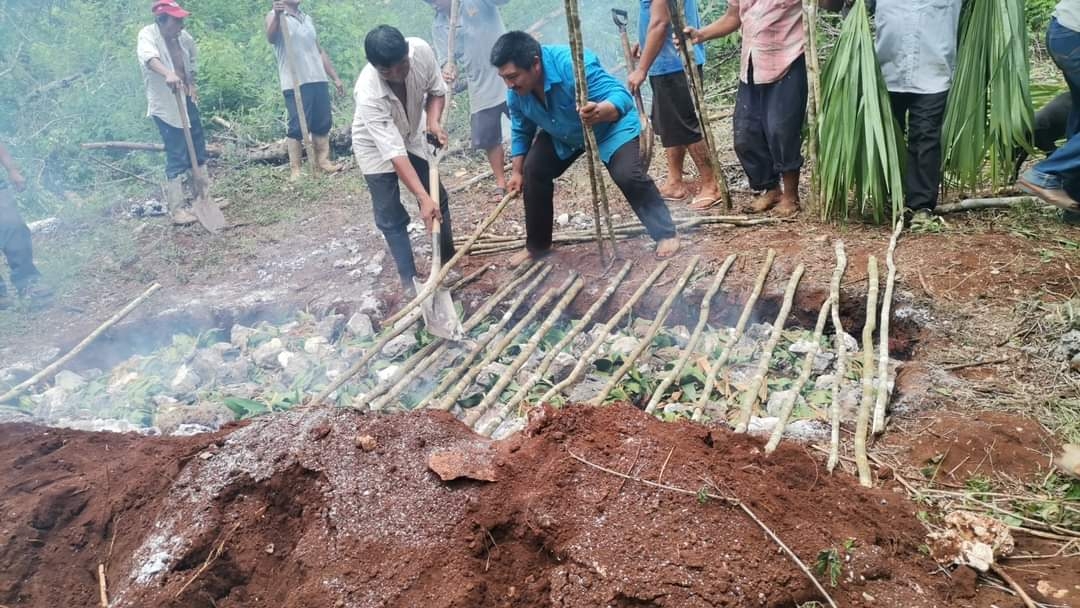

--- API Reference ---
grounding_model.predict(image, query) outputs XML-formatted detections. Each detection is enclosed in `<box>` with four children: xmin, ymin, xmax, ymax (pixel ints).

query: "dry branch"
<box><xmin>872</xmin><ymin>220</ymin><xmax>902</xmax><ymax>435</ymax></box>
<box><xmin>437</xmin><ymin>274</ymin><xmax>576</xmax><ymax>412</ymax></box>
<box><xmin>540</xmin><ymin>262</ymin><xmax>671</xmax><ymax>404</ymax></box>
<box><xmin>591</xmin><ymin>256</ymin><xmax>701</xmax><ymax>406</ymax></box>
<box><xmin>937</xmin><ymin>196</ymin><xmax>1037</xmax><ymax>213</ymax></box>
<box><xmin>802</xmin><ymin>0</ymin><xmax>822</xmax><ymax>212</ymax></box>
<box><xmin>734</xmin><ymin>265</ymin><xmax>805</xmax><ymax>434</ymax></box>
<box><xmin>469</xmin><ymin>277</ymin><xmax>585</xmax><ymax>430</ymax></box>
<box><xmin>692</xmin><ymin>250</ymin><xmax>777</xmax><ymax>422</ymax></box>
<box><xmin>417</xmin><ymin>266</ymin><xmax>552</xmax><ymax>410</ymax></box>
<box><xmin>498</xmin><ymin>261</ymin><xmax>634</xmax><ymax>422</ymax></box>
<box><xmin>827</xmin><ymin>241</ymin><xmax>848</xmax><ymax>473</ymax></box>
<box><xmin>989</xmin><ymin>564</ymin><xmax>1038</xmax><ymax>608</ymax></box>
<box><xmin>765</xmin><ymin>296</ymin><xmax>832</xmax><ymax>454</ymax></box>
<box><xmin>645</xmin><ymin>254</ymin><xmax>737</xmax><ymax>414</ymax></box>
<box><xmin>97</xmin><ymin>564</ymin><xmax>108</xmax><ymax>608</ymax></box>
<box><xmin>854</xmin><ymin>256</ymin><xmax>879</xmax><ymax>487</ymax></box>
<box><xmin>0</xmin><ymin>283</ymin><xmax>162</xmax><ymax>404</ymax></box>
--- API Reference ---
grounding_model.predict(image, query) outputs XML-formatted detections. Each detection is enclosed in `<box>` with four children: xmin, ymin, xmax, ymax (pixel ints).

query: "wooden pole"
<box><xmin>872</xmin><ymin>220</ymin><xmax>902</xmax><ymax>435</ymax></box>
<box><xmin>826</xmin><ymin>241</ymin><xmax>848</xmax><ymax>473</ymax></box>
<box><xmin>278</xmin><ymin>12</ymin><xmax>319</xmax><ymax>177</ymax></box>
<box><xmin>0</xmin><ymin>284</ymin><xmax>162</xmax><ymax>404</ymax></box>
<box><xmin>802</xmin><ymin>0</ymin><xmax>822</xmax><ymax>212</ymax></box>
<box><xmin>765</xmin><ymin>296</ymin><xmax>832</xmax><ymax>454</ymax></box>
<box><xmin>855</xmin><ymin>256</ymin><xmax>879</xmax><ymax>487</ymax></box>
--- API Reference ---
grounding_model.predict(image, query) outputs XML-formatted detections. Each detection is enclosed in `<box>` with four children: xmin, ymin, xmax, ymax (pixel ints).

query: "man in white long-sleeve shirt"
<box><xmin>351</xmin><ymin>25</ymin><xmax>455</xmax><ymax>294</ymax></box>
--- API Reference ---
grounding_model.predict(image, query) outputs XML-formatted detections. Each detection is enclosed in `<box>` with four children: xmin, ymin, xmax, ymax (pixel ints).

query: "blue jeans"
<box><xmin>1028</xmin><ymin>19</ymin><xmax>1080</xmax><ymax>188</ymax></box>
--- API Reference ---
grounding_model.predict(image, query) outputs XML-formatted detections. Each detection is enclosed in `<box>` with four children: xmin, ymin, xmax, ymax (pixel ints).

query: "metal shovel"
<box><xmin>413</xmin><ymin>142</ymin><xmax>465</xmax><ymax>341</ymax></box>
<box><xmin>612</xmin><ymin>8</ymin><xmax>654</xmax><ymax>166</ymax></box>
<box><xmin>174</xmin><ymin>89</ymin><xmax>225</xmax><ymax>234</ymax></box>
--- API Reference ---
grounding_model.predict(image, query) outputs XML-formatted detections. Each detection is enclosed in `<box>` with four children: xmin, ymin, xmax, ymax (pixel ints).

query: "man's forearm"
<box><xmin>698</xmin><ymin>13</ymin><xmax>740</xmax><ymax>41</ymax></box>
<box><xmin>638</xmin><ymin>1</ymin><xmax>673</xmax><ymax>75</ymax></box>
<box><xmin>147</xmin><ymin>57</ymin><xmax>173</xmax><ymax>79</ymax></box>
<box><xmin>321</xmin><ymin>50</ymin><xmax>340</xmax><ymax>82</ymax></box>
<box><xmin>425</xmin><ymin>94</ymin><xmax>447</xmax><ymax>128</ymax></box>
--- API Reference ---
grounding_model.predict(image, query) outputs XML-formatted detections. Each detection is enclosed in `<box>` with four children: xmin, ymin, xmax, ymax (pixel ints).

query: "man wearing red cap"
<box><xmin>137</xmin><ymin>0</ymin><xmax>208</xmax><ymax>226</ymax></box>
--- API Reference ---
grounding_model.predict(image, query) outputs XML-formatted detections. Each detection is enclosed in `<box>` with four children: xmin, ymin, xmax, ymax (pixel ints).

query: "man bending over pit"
<box><xmin>490</xmin><ymin>31</ymin><xmax>680</xmax><ymax>267</ymax></box>
<box><xmin>351</xmin><ymin>25</ymin><xmax>455</xmax><ymax>295</ymax></box>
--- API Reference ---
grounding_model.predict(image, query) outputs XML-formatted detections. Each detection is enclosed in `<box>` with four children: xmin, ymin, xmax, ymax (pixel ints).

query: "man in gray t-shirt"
<box><xmin>426</xmin><ymin>0</ymin><xmax>510</xmax><ymax>201</ymax></box>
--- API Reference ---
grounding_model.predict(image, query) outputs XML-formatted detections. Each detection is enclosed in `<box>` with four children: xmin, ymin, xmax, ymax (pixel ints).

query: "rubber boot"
<box><xmin>314</xmin><ymin>135</ymin><xmax>342</xmax><ymax>173</ymax></box>
<box><xmin>164</xmin><ymin>178</ymin><xmax>196</xmax><ymax>226</ymax></box>
<box><xmin>287</xmin><ymin>138</ymin><xmax>304</xmax><ymax>182</ymax></box>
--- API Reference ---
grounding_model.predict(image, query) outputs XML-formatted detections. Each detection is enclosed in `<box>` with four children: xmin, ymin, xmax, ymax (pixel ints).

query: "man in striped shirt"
<box><xmin>687</xmin><ymin>0</ymin><xmax>807</xmax><ymax>217</ymax></box>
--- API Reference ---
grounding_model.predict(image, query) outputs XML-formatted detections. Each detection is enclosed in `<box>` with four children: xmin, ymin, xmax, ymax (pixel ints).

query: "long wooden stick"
<box><xmin>419</xmin><ymin>266</ymin><xmax>552</xmax><ymax>409</ymax></box>
<box><xmin>436</xmin><ymin>274</ymin><xmax>576</xmax><ymax>412</ymax></box>
<box><xmin>872</xmin><ymin>220</ymin><xmax>902</xmax><ymax>435</ymax></box>
<box><xmin>937</xmin><ymin>196</ymin><xmax>1037</xmax><ymax>214</ymax></box>
<box><xmin>384</xmin><ymin>192</ymin><xmax>515</xmax><ymax>328</ymax></box>
<box><xmin>540</xmin><ymin>262</ymin><xmax>671</xmax><ymax>403</ymax></box>
<box><xmin>365</xmin><ymin>263</ymin><xmax>539</xmax><ymax>410</ymax></box>
<box><xmin>500</xmin><ymin>261</ymin><xmax>633</xmax><ymax>419</ymax></box>
<box><xmin>734</xmin><ymin>265</ymin><xmax>805</xmax><ymax>433</ymax></box>
<box><xmin>692</xmin><ymin>250</ymin><xmax>776</xmax><ymax>422</ymax></box>
<box><xmin>765</xmin><ymin>296</ymin><xmax>832</xmax><ymax>454</ymax></box>
<box><xmin>645</xmin><ymin>255</ymin><xmax>737</xmax><ymax>414</ymax></box>
<box><xmin>564</xmin><ymin>0</ymin><xmax>617</xmax><ymax>263</ymax></box>
<box><xmin>855</xmin><ymin>256</ymin><xmax>879</xmax><ymax>487</ymax></box>
<box><xmin>279</xmin><ymin>13</ymin><xmax>318</xmax><ymax>176</ymax></box>
<box><xmin>567</xmin><ymin>450</ymin><xmax>839</xmax><ymax>608</ymax></box>
<box><xmin>802</xmin><ymin>0</ymin><xmax>821</xmax><ymax>212</ymax></box>
<box><xmin>591</xmin><ymin>256</ymin><xmax>701</xmax><ymax>406</ymax></box>
<box><xmin>468</xmin><ymin>277</ymin><xmax>585</xmax><ymax>429</ymax></box>
<box><xmin>826</xmin><ymin>241</ymin><xmax>848</xmax><ymax>473</ymax></box>
<box><xmin>990</xmin><ymin>564</ymin><xmax>1038</xmax><ymax>608</ymax></box>
<box><xmin>97</xmin><ymin>564</ymin><xmax>108</xmax><ymax>608</ymax></box>
<box><xmin>669</xmin><ymin>0</ymin><xmax>731</xmax><ymax>209</ymax></box>
<box><xmin>0</xmin><ymin>283</ymin><xmax>162</xmax><ymax>404</ymax></box>
<box><xmin>457</xmin><ymin>215</ymin><xmax>778</xmax><ymax>245</ymax></box>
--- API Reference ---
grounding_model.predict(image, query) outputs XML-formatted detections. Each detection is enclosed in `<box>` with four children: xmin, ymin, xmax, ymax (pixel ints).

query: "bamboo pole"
<box><xmin>365</xmin><ymin>263</ymin><xmax>539</xmax><ymax>410</ymax></box>
<box><xmin>467</xmin><ymin>277</ymin><xmax>585</xmax><ymax>430</ymax></box>
<box><xmin>499</xmin><ymin>261</ymin><xmax>634</xmax><ymax>421</ymax></box>
<box><xmin>564</xmin><ymin>0</ymin><xmax>617</xmax><ymax>263</ymax></box>
<box><xmin>872</xmin><ymin>220</ymin><xmax>902</xmax><ymax>435</ymax></box>
<box><xmin>802</xmin><ymin>0</ymin><xmax>821</xmax><ymax>212</ymax></box>
<box><xmin>540</xmin><ymin>262</ymin><xmax>671</xmax><ymax>404</ymax></box>
<box><xmin>645</xmin><ymin>254</ymin><xmax>737</xmax><ymax>414</ymax></box>
<box><xmin>826</xmin><ymin>241</ymin><xmax>848</xmax><ymax>473</ymax></box>
<box><xmin>456</xmin><ymin>215</ymin><xmax>775</xmax><ymax>245</ymax></box>
<box><xmin>691</xmin><ymin>250</ymin><xmax>776</xmax><ymax>422</ymax></box>
<box><xmin>765</xmin><ymin>296</ymin><xmax>832</xmax><ymax>454</ymax></box>
<box><xmin>591</xmin><ymin>256</ymin><xmax>701</xmax><ymax>406</ymax></box>
<box><xmin>855</xmin><ymin>256</ymin><xmax>879</xmax><ymax>487</ymax></box>
<box><xmin>419</xmin><ymin>266</ymin><xmax>553</xmax><ymax>410</ymax></box>
<box><xmin>669</xmin><ymin>0</ymin><xmax>732</xmax><ymax>209</ymax></box>
<box><xmin>278</xmin><ymin>14</ymin><xmax>319</xmax><ymax>177</ymax></box>
<box><xmin>383</xmin><ymin>192</ymin><xmax>515</xmax><ymax>328</ymax></box>
<box><xmin>733</xmin><ymin>265</ymin><xmax>805</xmax><ymax>433</ymax></box>
<box><xmin>435</xmin><ymin>274</ymin><xmax>577</xmax><ymax>412</ymax></box>
<box><xmin>0</xmin><ymin>283</ymin><xmax>162</xmax><ymax>404</ymax></box>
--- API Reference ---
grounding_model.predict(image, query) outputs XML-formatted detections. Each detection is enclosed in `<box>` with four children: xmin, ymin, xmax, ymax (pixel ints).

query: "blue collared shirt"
<box><xmin>507</xmin><ymin>45</ymin><xmax>639</xmax><ymax>163</ymax></box>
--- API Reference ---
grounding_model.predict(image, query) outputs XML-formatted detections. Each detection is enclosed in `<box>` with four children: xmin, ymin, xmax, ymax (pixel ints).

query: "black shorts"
<box><xmin>471</xmin><ymin>102</ymin><xmax>509</xmax><ymax>150</ymax></box>
<box><xmin>650</xmin><ymin>66</ymin><xmax>704</xmax><ymax>149</ymax></box>
<box><xmin>284</xmin><ymin>81</ymin><xmax>333</xmax><ymax>140</ymax></box>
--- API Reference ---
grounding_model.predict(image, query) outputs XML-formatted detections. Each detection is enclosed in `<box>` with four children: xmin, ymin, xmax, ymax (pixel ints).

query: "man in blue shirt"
<box><xmin>628</xmin><ymin>0</ymin><xmax>723</xmax><ymax>209</ymax></box>
<box><xmin>490</xmin><ymin>31</ymin><xmax>679</xmax><ymax>266</ymax></box>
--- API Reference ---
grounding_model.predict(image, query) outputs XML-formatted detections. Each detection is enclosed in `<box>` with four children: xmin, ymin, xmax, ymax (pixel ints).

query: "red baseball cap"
<box><xmin>152</xmin><ymin>0</ymin><xmax>190</xmax><ymax>18</ymax></box>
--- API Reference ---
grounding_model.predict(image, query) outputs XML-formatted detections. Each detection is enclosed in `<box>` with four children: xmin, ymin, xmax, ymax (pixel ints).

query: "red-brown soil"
<box><xmin>0</xmin><ymin>404</ymin><xmax>1040</xmax><ymax>608</ymax></box>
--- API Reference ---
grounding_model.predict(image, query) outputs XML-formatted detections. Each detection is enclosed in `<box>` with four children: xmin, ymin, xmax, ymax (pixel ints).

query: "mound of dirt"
<box><xmin>1</xmin><ymin>405</ymin><xmax>1014</xmax><ymax>607</ymax></box>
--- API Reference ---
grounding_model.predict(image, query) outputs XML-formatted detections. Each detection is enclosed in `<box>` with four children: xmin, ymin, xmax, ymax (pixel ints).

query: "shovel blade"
<box><xmin>413</xmin><ymin>278</ymin><xmax>465</xmax><ymax>341</ymax></box>
<box><xmin>191</xmin><ymin>195</ymin><xmax>226</xmax><ymax>234</ymax></box>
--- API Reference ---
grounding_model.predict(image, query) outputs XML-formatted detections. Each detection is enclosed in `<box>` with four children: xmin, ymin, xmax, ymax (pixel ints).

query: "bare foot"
<box><xmin>655</xmin><ymin>237</ymin><xmax>680</xmax><ymax>259</ymax></box>
<box><xmin>748</xmin><ymin>190</ymin><xmax>781</xmax><ymax>213</ymax></box>
<box><xmin>659</xmin><ymin>182</ymin><xmax>689</xmax><ymax>201</ymax></box>
<box><xmin>509</xmin><ymin>247</ymin><xmax>550</xmax><ymax>268</ymax></box>
<box><xmin>774</xmin><ymin>196</ymin><xmax>800</xmax><ymax>218</ymax></box>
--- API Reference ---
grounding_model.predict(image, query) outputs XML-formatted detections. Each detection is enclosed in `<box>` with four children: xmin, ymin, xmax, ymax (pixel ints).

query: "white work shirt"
<box><xmin>1057</xmin><ymin>0</ymin><xmax>1080</xmax><ymax>32</ymax></box>
<box><xmin>136</xmin><ymin>24</ymin><xmax>197</xmax><ymax>129</ymax></box>
<box><xmin>351</xmin><ymin>38</ymin><xmax>449</xmax><ymax>176</ymax></box>
<box><xmin>269</xmin><ymin>10</ymin><xmax>329</xmax><ymax>91</ymax></box>
<box><xmin>873</xmin><ymin>0</ymin><xmax>962</xmax><ymax>95</ymax></box>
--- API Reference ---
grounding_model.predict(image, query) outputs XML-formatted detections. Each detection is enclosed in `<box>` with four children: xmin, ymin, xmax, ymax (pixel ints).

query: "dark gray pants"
<box><xmin>0</xmin><ymin>187</ymin><xmax>40</xmax><ymax>295</ymax></box>
<box><xmin>522</xmin><ymin>132</ymin><xmax>676</xmax><ymax>254</ymax></box>
<box><xmin>153</xmin><ymin>95</ymin><xmax>208</xmax><ymax>180</ymax></box>
<box><xmin>364</xmin><ymin>153</ymin><xmax>455</xmax><ymax>287</ymax></box>
<box><xmin>890</xmin><ymin>90</ymin><xmax>949</xmax><ymax>212</ymax></box>
<box><xmin>733</xmin><ymin>55</ymin><xmax>807</xmax><ymax>192</ymax></box>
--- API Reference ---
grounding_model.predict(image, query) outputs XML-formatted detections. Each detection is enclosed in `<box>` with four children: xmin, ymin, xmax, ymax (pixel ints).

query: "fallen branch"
<box><xmin>943</xmin><ymin>356</ymin><xmax>1012</xmax><ymax>372</ymax></box>
<box><xmin>81</xmin><ymin>141</ymin><xmax>167</xmax><ymax>152</ymax></box>
<box><xmin>449</xmin><ymin>264</ymin><xmax>490</xmax><ymax>291</ymax></box>
<box><xmin>765</xmin><ymin>295</ymin><xmax>832</xmax><ymax>454</ymax></box>
<box><xmin>469</xmin><ymin>276</ymin><xmax>585</xmax><ymax>430</ymax></box>
<box><xmin>174</xmin><ymin>521</ymin><xmax>242</xmax><ymax>599</ymax></box>
<box><xmin>0</xmin><ymin>283</ymin><xmax>162</xmax><ymax>404</ymax></box>
<box><xmin>568</xmin><ymin>450</ymin><xmax>838</xmax><ymax>608</ymax></box>
<box><xmin>855</xmin><ymin>256</ymin><xmax>879</xmax><ymax>487</ymax></box>
<box><xmin>989</xmin><ymin>564</ymin><xmax>1038</xmax><ymax>608</ymax></box>
<box><xmin>97</xmin><ymin>564</ymin><xmax>108</xmax><ymax>608</ymax></box>
<box><xmin>645</xmin><ymin>254</ymin><xmax>737</xmax><ymax>414</ymax></box>
<box><xmin>540</xmin><ymin>262</ymin><xmax>671</xmax><ymax>404</ymax></box>
<box><xmin>873</xmin><ymin>219</ymin><xmax>902</xmax><ymax>435</ymax></box>
<box><xmin>734</xmin><ymin>265</ymin><xmax>805</xmax><ymax>433</ymax></box>
<box><xmin>591</xmin><ymin>256</ymin><xmax>701</xmax><ymax>406</ymax></box>
<box><xmin>937</xmin><ymin>196</ymin><xmax>1037</xmax><ymax>214</ymax></box>
<box><xmin>827</xmin><ymin>242</ymin><xmax>848</xmax><ymax>473</ymax></box>
<box><xmin>692</xmin><ymin>250</ymin><xmax>777</xmax><ymax>422</ymax></box>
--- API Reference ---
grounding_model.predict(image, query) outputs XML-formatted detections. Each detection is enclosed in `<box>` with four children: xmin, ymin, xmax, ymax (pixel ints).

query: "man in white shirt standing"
<box><xmin>136</xmin><ymin>0</ymin><xmax>205</xmax><ymax>226</ymax></box>
<box><xmin>352</xmin><ymin>25</ymin><xmax>455</xmax><ymax>294</ymax></box>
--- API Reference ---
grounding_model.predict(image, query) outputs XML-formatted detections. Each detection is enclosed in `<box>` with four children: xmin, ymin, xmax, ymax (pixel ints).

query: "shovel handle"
<box><xmin>429</xmin><ymin>150</ymin><xmax>444</xmax><ymax>274</ymax></box>
<box><xmin>173</xmin><ymin>89</ymin><xmax>202</xmax><ymax>176</ymax></box>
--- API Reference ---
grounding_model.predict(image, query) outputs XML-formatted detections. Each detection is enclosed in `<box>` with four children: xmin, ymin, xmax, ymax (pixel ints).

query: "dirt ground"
<box><xmin>2</xmin><ymin>403</ymin><xmax>1065</xmax><ymax>608</ymax></box>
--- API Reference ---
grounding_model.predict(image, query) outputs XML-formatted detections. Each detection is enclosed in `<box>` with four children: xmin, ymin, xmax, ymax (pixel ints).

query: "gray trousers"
<box><xmin>0</xmin><ymin>187</ymin><xmax>39</xmax><ymax>295</ymax></box>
